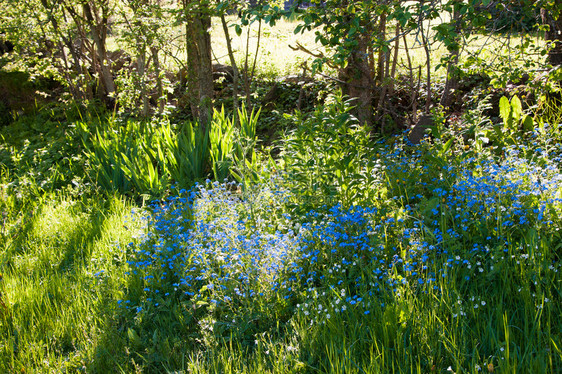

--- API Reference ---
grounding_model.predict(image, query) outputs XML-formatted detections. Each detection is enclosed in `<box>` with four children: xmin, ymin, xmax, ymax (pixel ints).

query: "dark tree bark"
<box><xmin>221</xmin><ymin>14</ymin><xmax>240</xmax><ymax>124</ymax></box>
<box><xmin>343</xmin><ymin>33</ymin><xmax>373</xmax><ymax>126</ymax></box>
<box><xmin>338</xmin><ymin>27</ymin><xmax>373</xmax><ymax>125</ymax></box>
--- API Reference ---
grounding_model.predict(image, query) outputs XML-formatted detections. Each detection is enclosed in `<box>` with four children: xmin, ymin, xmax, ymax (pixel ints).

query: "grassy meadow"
<box><xmin>1</xmin><ymin>15</ymin><xmax>562</xmax><ymax>374</ymax></box>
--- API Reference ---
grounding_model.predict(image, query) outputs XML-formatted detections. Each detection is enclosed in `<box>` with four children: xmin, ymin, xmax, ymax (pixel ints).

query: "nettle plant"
<box><xmin>281</xmin><ymin>94</ymin><xmax>379</xmax><ymax>210</ymax></box>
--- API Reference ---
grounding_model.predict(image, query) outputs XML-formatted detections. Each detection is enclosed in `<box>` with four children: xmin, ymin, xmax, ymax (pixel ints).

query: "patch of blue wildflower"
<box><xmin>119</xmin><ymin>179</ymin><xmax>302</xmax><ymax>340</ymax></box>
<box><xmin>288</xmin><ymin>141</ymin><xmax>562</xmax><ymax>324</ymax></box>
<box><xmin>119</xmin><ymin>136</ymin><xmax>562</xmax><ymax>335</ymax></box>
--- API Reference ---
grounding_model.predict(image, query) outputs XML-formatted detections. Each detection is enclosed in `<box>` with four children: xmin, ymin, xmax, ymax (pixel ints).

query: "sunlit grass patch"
<box><xmin>0</xmin><ymin>193</ymin><xmax>142</xmax><ymax>372</ymax></box>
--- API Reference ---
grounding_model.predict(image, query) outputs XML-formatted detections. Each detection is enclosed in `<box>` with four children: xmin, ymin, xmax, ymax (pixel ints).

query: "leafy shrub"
<box><xmin>209</xmin><ymin>106</ymin><xmax>236</xmax><ymax>183</ymax></box>
<box><xmin>0</xmin><ymin>114</ymin><xmax>88</xmax><ymax>198</ymax></box>
<box><xmin>160</xmin><ymin>120</ymin><xmax>210</xmax><ymax>187</ymax></box>
<box><xmin>280</xmin><ymin>94</ymin><xmax>378</xmax><ymax>210</ymax></box>
<box><xmin>209</xmin><ymin>104</ymin><xmax>264</xmax><ymax>185</ymax></box>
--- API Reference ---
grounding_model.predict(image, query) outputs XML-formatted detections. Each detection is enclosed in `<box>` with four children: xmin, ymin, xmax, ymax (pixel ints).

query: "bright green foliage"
<box><xmin>2</xmin><ymin>98</ymin><xmax>562</xmax><ymax>372</ymax></box>
<box><xmin>79</xmin><ymin>116</ymin><xmax>212</xmax><ymax>196</ymax></box>
<box><xmin>161</xmin><ymin>120</ymin><xmax>210</xmax><ymax>186</ymax></box>
<box><xmin>499</xmin><ymin>95</ymin><xmax>534</xmax><ymax>134</ymax></box>
<box><xmin>475</xmin><ymin>95</ymin><xmax>536</xmax><ymax>151</ymax></box>
<box><xmin>0</xmin><ymin>188</ymin><xmax>141</xmax><ymax>373</ymax></box>
<box><xmin>0</xmin><ymin>109</ymin><xmax>89</xmax><ymax>197</ymax></box>
<box><xmin>78</xmin><ymin>119</ymin><xmax>169</xmax><ymax>196</ymax></box>
<box><xmin>281</xmin><ymin>94</ymin><xmax>378</xmax><ymax>209</ymax></box>
<box><xmin>209</xmin><ymin>106</ymin><xmax>236</xmax><ymax>182</ymax></box>
<box><xmin>231</xmin><ymin>105</ymin><xmax>263</xmax><ymax>186</ymax></box>
<box><xmin>209</xmin><ymin>104</ymin><xmax>265</xmax><ymax>185</ymax></box>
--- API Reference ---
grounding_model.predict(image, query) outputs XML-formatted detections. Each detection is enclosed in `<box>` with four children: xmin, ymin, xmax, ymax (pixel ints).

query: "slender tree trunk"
<box><xmin>346</xmin><ymin>33</ymin><xmax>373</xmax><ymax>126</ymax></box>
<box><xmin>183</xmin><ymin>1</ymin><xmax>214</xmax><ymax>128</ymax></box>
<box><xmin>151</xmin><ymin>46</ymin><xmax>165</xmax><ymax>114</ymax></box>
<box><xmin>221</xmin><ymin>14</ymin><xmax>240</xmax><ymax>124</ymax></box>
<box><xmin>440</xmin><ymin>8</ymin><xmax>461</xmax><ymax>108</ymax></box>
<box><xmin>389</xmin><ymin>24</ymin><xmax>400</xmax><ymax>95</ymax></box>
<box><xmin>243</xmin><ymin>24</ymin><xmax>252</xmax><ymax>109</ymax></box>
<box><xmin>185</xmin><ymin>18</ymin><xmax>200</xmax><ymax>120</ymax></box>
<box><xmin>376</xmin><ymin>12</ymin><xmax>387</xmax><ymax>85</ymax></box>
<box><xmin>137</xmin><ymin>51</ymin><xmax>150</xmax><ymax>117</ymax></box>
<box><xmin>195</xmin><ymin>15</ymin><xmax>214</xmax><ymax>128</ymax></box>
<box><xmin>39</xmin><ymin>0</ymin><xmax>80</xmax><ymax>101</ymax></box>
<box><xmin>440</xmin><ymin>49</ymin><xmax>459</xmax><ymax>108</ymax></box>
<box><xmin>419</xmin><ymin>17</ymin><xmax>432</xmax><ymax>113</ymax></box>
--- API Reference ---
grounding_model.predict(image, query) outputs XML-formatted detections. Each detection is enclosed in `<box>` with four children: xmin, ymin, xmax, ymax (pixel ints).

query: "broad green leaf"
<box><xmin>510</xmin><ymin>95</ymin><xmax>522</xmax><ymax>122</ymax></box>
<box><xmin>499</xmin><ymin>96</ymin><xmax>510</xmax><ymax>125</ymax></box>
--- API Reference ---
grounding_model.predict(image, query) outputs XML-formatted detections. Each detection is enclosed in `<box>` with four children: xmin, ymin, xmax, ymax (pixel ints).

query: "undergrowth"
<box><xmin>1</xmin><ymin>94</ymin><xmax>562</xmax><ymax>373</ymax></box>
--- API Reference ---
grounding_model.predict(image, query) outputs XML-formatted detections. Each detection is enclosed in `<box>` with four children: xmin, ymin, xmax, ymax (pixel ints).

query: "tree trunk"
<box><xmin>151</xmin><ymin>46</ymin><xmax>165</xmax><ymax>114</ymax></box>
<box><xmin>184</xmin><ymin>2</ymin><xmax>214</xmax><ymax>129</ymax></box>
<box><xmin>196</xmin><ymin>15</ymin><xmax>214</xmax><ymax>128</ymax></box>
<box><xmin>440</xmin><ymin>8</ymin><xmax>461</xmax><ymax>108</ymax></box>
<box><xmin>343</xmin><ymin>33</ymin><xmax>373</xmax><ymax>126</ymax></box>
<box><xmin>221</xmin><ymin>14</ymin><xmax>240</xmax><ymax>124</ymax></box>
<box><xmin>83</xmin><ymin>1</ymin><xmax>116</xmax><ymax>106</ymax></box>
<box><xmin>542</xmin><ymin>5</ymin><xmax>562</xmax><ymax>66</ymax></box>
<box><xmin>137</xmin><ymin>51</ymin><xmax>150</xmax><ymax>117</ymax></box>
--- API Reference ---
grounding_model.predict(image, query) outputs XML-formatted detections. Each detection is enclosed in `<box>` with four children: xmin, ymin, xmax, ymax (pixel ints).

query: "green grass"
<box><xmin>0</xmin><ymin>189</ymin><xmax>143</xmax><ymax>372</ymax></box>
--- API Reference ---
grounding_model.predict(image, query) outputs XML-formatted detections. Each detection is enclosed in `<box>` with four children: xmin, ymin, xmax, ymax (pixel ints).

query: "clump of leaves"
<box><xmin>280</xmin><ymin>93</ymin><xmax>379</xmax><ymax>210</ymax></box>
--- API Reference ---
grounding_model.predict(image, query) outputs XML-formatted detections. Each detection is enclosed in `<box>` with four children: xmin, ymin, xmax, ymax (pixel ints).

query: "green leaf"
<box><xmin>510</xmin><ymin>95</ymin><xmax>522</xmax><ymax>123</ymax></box>
<box><xmin>522</xmin><ymin>115</ymin><xmax>534</xmax><ymax>132</ymax></box>
<box><xmin>499</xmin><ymin>96</ymin><xmax>510</xmax><ymax>125</ymax></box>
<box><xmin>441</xmin><ymin>138</ymin><xmax>454</xmax><ymax>155</ymax></box>
<box><xmin>128</xmin><ymin>328</ymin><xmax>142</xmax><ymax>346</ymax></box>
